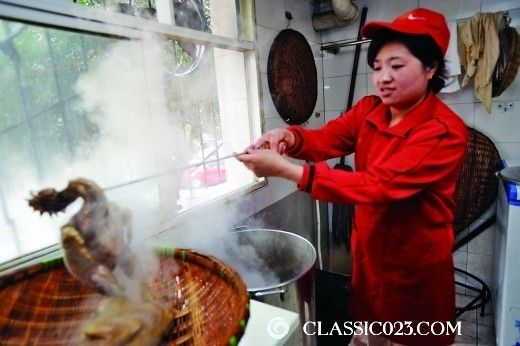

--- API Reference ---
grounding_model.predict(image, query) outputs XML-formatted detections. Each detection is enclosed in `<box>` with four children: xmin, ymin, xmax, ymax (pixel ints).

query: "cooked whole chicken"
<box><xmin>81</xmin><ymin>296</ymin><xmax>176</xmax><ymax>346</ymax></box>
<box><xmin>28</xmin><ymin>178</ymin><xmax>136</xmax><ymax>296</ymax></box>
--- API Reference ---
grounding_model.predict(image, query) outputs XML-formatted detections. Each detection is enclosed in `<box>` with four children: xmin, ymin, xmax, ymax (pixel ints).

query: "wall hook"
<box><xmin>285</xmin><ymin>11</ymin><xmax>293</xmax><ymax>28</ymax></box>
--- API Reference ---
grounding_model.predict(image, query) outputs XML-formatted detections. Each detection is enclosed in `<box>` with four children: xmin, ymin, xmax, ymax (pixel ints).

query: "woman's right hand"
<box><xmin>246</xmin><ymin>128</ymin><xmax>295</xmax><ymax>154</ymax></box>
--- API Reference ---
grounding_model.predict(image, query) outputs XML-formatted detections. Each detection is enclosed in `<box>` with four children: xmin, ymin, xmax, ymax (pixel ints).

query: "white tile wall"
<box><xmin>255</xmin><ymin>0</ymin><xmax>287</xmax><ymax>31</ymax></box>
<box><xmin>481</xmin><ymin>0</ymin><xmax>520</xmax><ymax>12</ymax></box>
<box><xmin>309</xmin><ymin>41</ymin><xmax>324</xmax><ymax>78</ymax></box>
<box><xmin>323</xmin><ymin>45</ymin><xmax>368</xmax><ymax>78</ymax></box>
<box><xmin>438</xmin><ymin>84</ymin><xmax>477</xmax><ymax>104</ymax></box>
<box><xmin>475</xmin><ymin>101</ymin><xmax>520</xmax><ymax>143</ymax></box>
<box><xmin>253</xmin><ymin>176</ymin><xmax>298</xmax><ymax>212</ymax></box>
<box><xmin>366</xmin><ymin>73</ymin><xmax>376</xmax><ymax>95</ymax></box>
<box><xmin>419</xmin><ymin>0</ymin><xmax>481</xmax><ymax>22</ymax></box>
<box><xmin>260</xmin><ymin>72</ymin><xmax>278</xmax><ymax>119</ymax></box>
<box><xmin>324</xmin><ymin>75</ymin><xmax>349</xmax><ymax>111</ymax></box>
<box><xmin>468</xmin><ymin>224</ymin><xmax>495</xmax><ymax>256</ymax></box>
<box><xmin>467</xmin><ymin>252</ymin><xmax>494</xmax><ymax>289</ymax></box>
<box><xmin>454</xmin><ymin>249</ymin><xmax>468</xmax><ymax>294</ymax></box>
<box><xmin>352</xmin><ymin>73</ymin><xmax>368</xmax><ymax>106</ymax></box>
<box><xmin>256</xmin><ymin>25</ymin><xmax>278</xmax><ymax>74</ymax></box>
<box><xmin>446</xmin><ymin>102</ymin><xmax>476</xmax><ymax>127</ymax></box>
<box><xmin>264</xmin><ymin>115</ymin><xmax>288</xmax><ymax>133</ymax></box>
<box><xmin>291</xmin><ymin>16</ymin><xmax>321</xmax><ymax>44</ymax></box>
<box><xmin>495</xmin><ymin>142</ymin><xmax>520</xmax><ymax>160</ymax></box>
<box><xmin>324</xmin><ymin>73</ymin><xmax>367</xmax><ymax>113</ymax></box>
<box><xmin>454</xmin><ymin>248</ymin><xmax>468</xmax><ymax>270</ymax></box>
<box><xmin>365</xmin><ymin>0</ymin><xmax>419</xmax><ymax>22</ymax></box>
<box><xmin>284</xmin><ymin>0</ymin><xmax>314</xmax><ymax>21</ymax></box>
<box><xmin>305</xmin><ymin>111</ymin><xmax>326</xmax><ymax>129</ymax></box>
<box><xmin>291</xmin><ymin>17</ymin><xmax>312</xmax><ymax>41</ymax></box>
<box><xmin>314</xmin><ymin>77</ymin><xmax>325</xmax><ymax>114</ymax></box>
<box><xmin>324</xmin><ymin>110</ymin><xmax>343</xmax><ymax>123</ymax></box>
<box><xmin>507</xmin><ymin>7</ymin><xmax>520</xmax><ymax>27</ymax></box>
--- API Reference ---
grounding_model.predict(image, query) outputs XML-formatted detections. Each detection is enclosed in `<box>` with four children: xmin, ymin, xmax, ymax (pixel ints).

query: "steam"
<box><xmin>158</xmin><ymin>205</ymin><xmax>313</xmax><ymax>291</ymax></box>
<box><xmin>1</xmin><ymin>30</ymin><xmax>288</xmax><ymax>296</ymax></box>
<box><xmin>86</xmin><ymin>200</ymin><xmax>161</xmax><ymax>302</ymax></box>
<box><xmin>1</xmin><ymin>36</ymin><xmax>190</xmax><ymax>262</ymax></box>
<box><xmin>61</xmin><ymin>37</ymin><xmax>187</xmax><ymax>301</ymax></box>
<box><xmin>171</xmin><ymin>228</ymin><xmax>280</xmax><ymax>290</ymax></box>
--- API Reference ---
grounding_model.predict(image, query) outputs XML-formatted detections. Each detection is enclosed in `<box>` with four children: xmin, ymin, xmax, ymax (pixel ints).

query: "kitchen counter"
<box><xmin>240</xmin><ymin>300</ymin><xmax>300</xmax><ymax>345</ymax></box>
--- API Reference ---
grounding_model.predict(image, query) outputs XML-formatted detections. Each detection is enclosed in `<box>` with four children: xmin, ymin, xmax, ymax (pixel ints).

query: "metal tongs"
<box><xmin>105</xmin><ymin>143</ymin><xmax>270</xmax><ymax>191</ymax></box>
<box><xmin>187</xmin><ymin>142</ymin><xmax>269</xmax><ymax>166</ymax></box>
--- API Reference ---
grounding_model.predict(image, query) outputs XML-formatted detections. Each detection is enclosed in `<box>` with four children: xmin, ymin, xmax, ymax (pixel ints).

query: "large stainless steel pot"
<box><xmin>215</xmin><ymin>229</ymin><xmax>317</xmax><ymax>346</ymax></box>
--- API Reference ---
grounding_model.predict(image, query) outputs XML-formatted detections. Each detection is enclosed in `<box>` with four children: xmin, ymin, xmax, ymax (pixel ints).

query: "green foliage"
<box><xmin>0</xmin><ymin>19</ymin><xmax>104</xmax><ymax>178</ymax></box>
<box><xmin>201</xmin><ymin>0</ymin><xmax>213</xmax><ymax>31</ymax></box>
<box><xmin>0</xmin><ymin>6</ymin><xmax>222</xmax><ymax>169</ymax></box>
<box><xmin>74</xmin><ymin>0</ymin><xmax>104</xmax><ymax>7</ymax></box>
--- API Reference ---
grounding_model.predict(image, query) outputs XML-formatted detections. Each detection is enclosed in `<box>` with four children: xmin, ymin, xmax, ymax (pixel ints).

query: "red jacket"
<box><xmin>287</xmin><ymin>93</ymin><xmax>467</xmax><ymax>345</ymax></box>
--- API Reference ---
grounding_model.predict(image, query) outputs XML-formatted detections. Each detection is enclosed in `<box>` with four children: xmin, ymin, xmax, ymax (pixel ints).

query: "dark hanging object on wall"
<box><xmin>492</xmin><ymin>25</ymin><xmax>520</xmax><ymax>97</ymax></box>
<box><xmin>267</xmin><ymin>29</ymin><xmax>317</xmax><ymax>125</ymax></box>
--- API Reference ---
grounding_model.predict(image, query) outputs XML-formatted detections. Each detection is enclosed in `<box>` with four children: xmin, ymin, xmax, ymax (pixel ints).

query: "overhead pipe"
<box><xmin>312</xmin><ymin>0</ymin><xmax>359</xmax><ymax>31</ymax></box>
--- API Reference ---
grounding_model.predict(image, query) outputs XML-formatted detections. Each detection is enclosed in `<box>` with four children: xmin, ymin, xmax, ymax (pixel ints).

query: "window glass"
<box><xmin>73</xmin><ymin>0</ymin><xmax>239</xmax><ymax>39</ymax></box>
<box><xmin>0</xmin><ymin>3</ymin><xmax>259</xmax><ymax>263</ymax></box>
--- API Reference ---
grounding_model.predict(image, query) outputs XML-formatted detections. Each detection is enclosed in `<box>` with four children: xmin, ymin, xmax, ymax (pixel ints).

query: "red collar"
<box><xmin>366</xmin><ymin>93</ymin><xmax>438</xmax><ymax>137</ymax></box>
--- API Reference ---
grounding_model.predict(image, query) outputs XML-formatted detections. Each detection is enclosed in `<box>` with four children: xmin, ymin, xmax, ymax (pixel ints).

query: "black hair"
<box><xmin>367</xmin><ymin>30</ymin><xmax>448</xmax><ymax>93</ymax></box>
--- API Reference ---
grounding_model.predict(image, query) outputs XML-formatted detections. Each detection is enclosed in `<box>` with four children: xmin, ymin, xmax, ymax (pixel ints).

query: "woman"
<box><xmin>238</xmin><ymin>8</ymin><xmax>467</xmax><ymax>346</ymax></box>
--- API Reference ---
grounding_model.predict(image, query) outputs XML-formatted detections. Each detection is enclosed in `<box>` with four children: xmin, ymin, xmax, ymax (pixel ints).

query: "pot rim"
<box><xmin>228</xmin><ymin>228</ymin><xmax>317</xmax><ymax>292</ymax></box>
<box><xmin>498</xmin><ymin>166</ymin><xmax>520</xmax><ymax>184</ymax></box>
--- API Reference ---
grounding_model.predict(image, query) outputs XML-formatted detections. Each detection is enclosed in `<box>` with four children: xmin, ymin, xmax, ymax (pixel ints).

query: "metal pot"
<box><xmin>215</xmin><ymin>229</ymin><xmax>317</xmax><ymax>345</ymax></box>
<box><xmin>497</xmin><ymin>166</ymin><xmax>520</xmax><ymax>184</ymax></box>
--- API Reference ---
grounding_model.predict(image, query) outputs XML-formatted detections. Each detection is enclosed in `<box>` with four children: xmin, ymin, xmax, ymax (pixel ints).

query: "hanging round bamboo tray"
<box><xmin>267</xmin><ymin>29</ymin><xmax>318</xmax><ymax>125</ymax></box>
<box><xmin>0</xmin><ymin>247</ymin><xmax>250</xmax><ymax>345</ymax></box>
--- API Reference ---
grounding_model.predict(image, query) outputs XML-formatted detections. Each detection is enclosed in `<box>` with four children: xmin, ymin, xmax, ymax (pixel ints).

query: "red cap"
<box><xmin>361</xmin><ymin>8</ymin><xmax>450</xmax><ymax>55</ymax></box>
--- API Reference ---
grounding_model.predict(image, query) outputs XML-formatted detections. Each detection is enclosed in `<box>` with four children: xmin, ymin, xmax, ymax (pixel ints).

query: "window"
<box><xmin>0</xmin><ymin>0</ymin><xmax>261</xmax><ymax>264</ymax></box>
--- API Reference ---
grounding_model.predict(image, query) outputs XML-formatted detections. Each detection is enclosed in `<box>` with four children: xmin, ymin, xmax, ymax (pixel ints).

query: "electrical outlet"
<box><xmin>495</xmin><ymin>101</ymin><xmax>515</xmax><ymax>113</ymax></box>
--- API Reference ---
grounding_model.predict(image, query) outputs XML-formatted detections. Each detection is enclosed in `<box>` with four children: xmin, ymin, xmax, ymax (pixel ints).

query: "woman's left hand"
<box><xmin>236</xmin><ymin>149</ymin><xmax>303</xmax><ymax>183</ymax></box>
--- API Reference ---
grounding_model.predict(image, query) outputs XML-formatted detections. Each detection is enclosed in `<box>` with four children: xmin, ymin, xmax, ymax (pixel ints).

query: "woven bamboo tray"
<box><xmin>0</xmin><ymin>247</ymin><xmax>250</xmax><ymax>345</ymax></box>
<box><xmin>453</xmin><ymin>127</ymin><xmax>501</xmax><ymax>235</ymax></box>
<box><xmin>267</xmin><ymin>28</ymin><xmax>317</xmax><ymax>125</ymax></box>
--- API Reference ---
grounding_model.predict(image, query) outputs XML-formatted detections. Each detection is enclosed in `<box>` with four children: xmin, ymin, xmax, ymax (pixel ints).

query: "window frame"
<box><xmin>0</xmin><ymin>0</ymin><xmax>266</xmax><ymax>272</ymax></box>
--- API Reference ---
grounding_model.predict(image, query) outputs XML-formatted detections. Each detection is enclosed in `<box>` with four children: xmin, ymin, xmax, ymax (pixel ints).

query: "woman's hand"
<box><xmin>237</xmin><ymin>149</ymin><xmax>303</xmax><ymax>183</ymax></box>
<box><xmin>246</xmin><ymin>128</ymin><xmax>296</xmax><ymax>154</ymax></box>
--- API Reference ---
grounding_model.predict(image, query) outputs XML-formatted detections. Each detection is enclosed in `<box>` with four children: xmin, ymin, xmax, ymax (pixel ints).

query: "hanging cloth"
<box><xmin>457</xmin><ymin>12</ymin><xmax>502</xmax><ymax>112</ymax></box>
<box><xmin>441</xmin><ymin>21</ymin><xmax>462</xmax><ymax>93</ymax></box>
